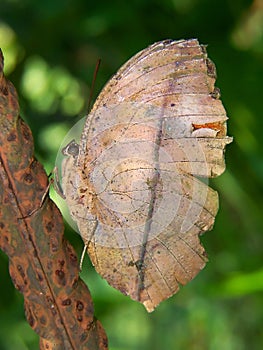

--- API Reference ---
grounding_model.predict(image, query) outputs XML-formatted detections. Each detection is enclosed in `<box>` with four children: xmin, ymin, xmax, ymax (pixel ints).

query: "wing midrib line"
<box><xmin>136</xmin><ymin>107</ymin><xmax>164</xmax><ymax>300</ymax></box>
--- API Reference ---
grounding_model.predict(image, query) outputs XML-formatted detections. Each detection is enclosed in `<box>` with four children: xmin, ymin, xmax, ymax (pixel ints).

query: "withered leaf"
<box><xmin>62</xmin><ymin>39</ymin><xmax>232</xmax><ymax>312</ymax></box>
<box><xmin>0</xmin><ymin>49</ymin><xmax>108</xmax><ymax>349</ymax></box>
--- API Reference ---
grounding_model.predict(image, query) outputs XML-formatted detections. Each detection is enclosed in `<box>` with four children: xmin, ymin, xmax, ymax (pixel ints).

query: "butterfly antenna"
<box><xmin>87</xmin><ymin>58</ymin><xmax>101</xmax><ymax>113</ymax></box>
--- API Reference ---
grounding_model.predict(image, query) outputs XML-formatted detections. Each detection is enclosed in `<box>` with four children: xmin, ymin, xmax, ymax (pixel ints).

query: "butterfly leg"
<box><xmin>18</xmin><ymin>174</ymin><xmax>52</xmax><ymax>219</ymax></box>
<box><xmin>79</xmin><ymin>244</ymin><xmax>88</xmax><ymax>271</ymax></box>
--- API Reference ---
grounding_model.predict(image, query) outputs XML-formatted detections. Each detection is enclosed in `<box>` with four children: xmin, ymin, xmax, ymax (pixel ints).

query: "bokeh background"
<box><xmin>1</xmin><ymin>0</ymin><xmax>263</xmax><ymax>349</ymax></box>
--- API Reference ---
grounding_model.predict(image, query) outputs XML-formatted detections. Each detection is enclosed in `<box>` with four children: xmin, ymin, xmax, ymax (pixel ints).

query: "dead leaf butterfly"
<box><xmin>58</xmin><ymin>39</ymin><xmax>232</xmax><ymax>312</ymax></box>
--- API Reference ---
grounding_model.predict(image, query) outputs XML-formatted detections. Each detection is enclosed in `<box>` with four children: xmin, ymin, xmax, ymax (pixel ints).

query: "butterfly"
<box><xmin>60</xmin><ymin>39</ymin><xmax>232</xmax><ymax>312</ymax></box>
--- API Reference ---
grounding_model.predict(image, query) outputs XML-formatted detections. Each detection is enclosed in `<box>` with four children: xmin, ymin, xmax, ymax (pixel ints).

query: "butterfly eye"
<box><xmin>62</xmin><ymin>140</ymin><xmax>79</xmax><ymax>157</ymax></box>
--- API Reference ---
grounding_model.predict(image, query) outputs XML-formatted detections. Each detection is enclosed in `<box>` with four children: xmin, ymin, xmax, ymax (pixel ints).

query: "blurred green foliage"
<box><xmin>1</xmin><ymin>0</ymin><xmax>263</xmax><ymax>349</ymax></box>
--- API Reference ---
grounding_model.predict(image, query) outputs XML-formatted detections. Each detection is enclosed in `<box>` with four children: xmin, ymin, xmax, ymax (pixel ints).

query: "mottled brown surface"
<box><xmin>0</xmin><ymin>49</ymin><xmax>108</xmax><ymax>349</ymax></box>
<box><xmin>62</xmin><ymin>39</ymin><xmax>232</xmax><ymax>312</ymax></box>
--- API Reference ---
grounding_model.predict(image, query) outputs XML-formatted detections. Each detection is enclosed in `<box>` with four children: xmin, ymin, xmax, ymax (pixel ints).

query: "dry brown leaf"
<box><xmin>61</xmin><ymin>39</ymin><xmax>232</xmax><ymax>312</ymax></box>
<box><xmin>0</xmin><ymin>49</ymin><xmax>108</xmax><ymax>349</ymax></box>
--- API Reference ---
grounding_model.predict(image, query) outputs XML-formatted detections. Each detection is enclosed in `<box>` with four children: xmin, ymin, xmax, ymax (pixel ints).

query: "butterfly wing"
<box><xmin>73</xmin><ymin>39</ymin><xmax>232</xmax><ymax>311</ymax></box>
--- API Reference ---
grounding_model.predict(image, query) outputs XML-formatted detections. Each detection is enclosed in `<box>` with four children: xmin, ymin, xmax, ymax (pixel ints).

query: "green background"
<box><xmin>1</xmin><ymin>0</ymin><xmax>263</xmax><ymax>349</ymax></box>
